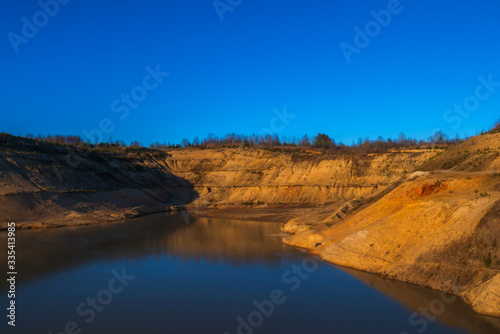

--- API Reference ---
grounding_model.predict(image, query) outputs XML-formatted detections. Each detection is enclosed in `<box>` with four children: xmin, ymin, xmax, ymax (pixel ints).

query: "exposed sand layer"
<box><xmin>165</xmin><ymin>146</ymin><xmax>438</xmax><ymax>206</ymax></box>
<box><xmin>0</xmin><ymin>137</ymin><xmax>196</xmax><ymax>229</ymax></box>
<box><xmin>0</xmin><ymin>135</ymin><xmax>437</xmax><ymax>229</ymax></box>
<box><xmin>283</xmin><ymin>132</ymin><xmax>500</xmax><ymax>317</ymax></box>
<box><xmin>1</xmin><ymin>132</ymin><xmax>499</xmax><ymax>317</ymax></box>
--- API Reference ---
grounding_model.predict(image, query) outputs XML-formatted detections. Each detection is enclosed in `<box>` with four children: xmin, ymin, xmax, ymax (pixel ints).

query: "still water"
<box><xmin>1</xmin><ymin>213</ymin><xmax>500</xmax><ymax>334</ymax></box>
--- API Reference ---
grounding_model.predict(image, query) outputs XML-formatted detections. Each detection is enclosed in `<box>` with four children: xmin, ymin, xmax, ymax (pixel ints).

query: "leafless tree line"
<box><xmin>18</xmin><ymin>126</ymin><xmax>495</xmax><ymax>154</ymax></box>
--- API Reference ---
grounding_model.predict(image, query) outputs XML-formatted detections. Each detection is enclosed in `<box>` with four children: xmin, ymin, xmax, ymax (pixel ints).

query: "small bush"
<box><xmin>483</xmin><ymin>253</ymin><xmax>492</xmax><ymax>267</ymax></box>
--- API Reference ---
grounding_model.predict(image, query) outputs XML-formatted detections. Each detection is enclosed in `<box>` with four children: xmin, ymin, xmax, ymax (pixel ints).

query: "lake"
<box><xmin>1</xmin><ymin>213</ymin><xmax>500</xmax><ymax>334</ymax></box>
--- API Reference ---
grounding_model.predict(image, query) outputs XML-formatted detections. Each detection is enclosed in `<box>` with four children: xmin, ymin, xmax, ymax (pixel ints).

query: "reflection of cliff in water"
<box><xmin>158</xmin><ymin>217</ymin><xmax>290</xmax><ymax>261</ymax></box>
<box><xmin>341</xmin><ymin>267</ymin><xmax>500</xmax><ymax>334</ymax></box>
<box><xmin>0</xmin><ymin>213</ymin><xmax>289</xmax><ymax>291</ymax></box>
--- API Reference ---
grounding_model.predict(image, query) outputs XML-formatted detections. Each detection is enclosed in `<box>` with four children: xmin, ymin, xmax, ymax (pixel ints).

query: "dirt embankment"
<box><xmin>283</xmin><ymin>132</ymin><xmax>500</xmax><ymax>317</ymax></box>
<box><xmin>0</xmin><ymin>135</ymin><xmax>438</xmax><ymax>229</ymax></box>
<box><xmin>2</xmin><ymin>131</ymin><xmax>500</xmax><ymax>317</ymax></box>
<box><xmin>165</xmin><ymin>147</ymin><xmax>437</xmax><ymax>206</ymax></box>
<box><xmin>0</xmin><ymin>136</ymin><xmax>196</xmax><ymax>229</ymax></box>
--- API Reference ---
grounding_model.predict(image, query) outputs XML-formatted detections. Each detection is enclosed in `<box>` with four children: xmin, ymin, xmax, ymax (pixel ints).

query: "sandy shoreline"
<box><xmin>0</xmin><ymin>205</ymin><xmax>316</xmax><ymax>231</ymax></box>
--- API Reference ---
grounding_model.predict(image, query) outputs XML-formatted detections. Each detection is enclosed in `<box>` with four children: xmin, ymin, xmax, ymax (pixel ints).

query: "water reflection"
<box><xmin>0</xmin><ymin>213</ymin><xmax>499</xmax><ymax>333</ymax></box>
<box><xmin>0</xmin><ymin>214</ymin><xmax>288</xmax><ymax>290</ymax></box>
<box><xmin>342</xmin><ymin>267</ymin><xmax>500</xmax><ymax>333</ymax></box>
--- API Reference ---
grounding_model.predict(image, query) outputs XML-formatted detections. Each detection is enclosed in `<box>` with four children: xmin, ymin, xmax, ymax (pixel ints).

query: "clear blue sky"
<box><xmin>1</xmin><ymin>0</ymin><xmax>499</xmax><ymax>145</ymax></box>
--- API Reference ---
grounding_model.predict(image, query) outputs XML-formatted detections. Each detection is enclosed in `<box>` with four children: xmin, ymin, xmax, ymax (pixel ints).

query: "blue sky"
<box><xmin>1</xmin><ymin>0</ymin><xmax>499</xmax><ymax>145</ymax></box>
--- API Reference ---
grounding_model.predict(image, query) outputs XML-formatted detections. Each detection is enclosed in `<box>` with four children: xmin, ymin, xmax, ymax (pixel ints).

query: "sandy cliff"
<box><xmin>165</xmin><ymin>147</ymin><xmax>437</xmax><ymax>206</ymax></box>
<box><xmin>0</xmin><ymin>135</ymin><xmax>438</xmax><ymax>228</ymax></box>
<box><xmin>283</xmin><ymin>132</ymin><xmax>500</xmax><ymax>317</ymax></box>
<box><xmin>0</xmin><ymin>135</ymin><xmax>196</xmax><ymax>229</ymax></box>
<box><xmin>2</xmin><ymin>131</ymin><xmax>499</xmax><ymax>317</ymax></box>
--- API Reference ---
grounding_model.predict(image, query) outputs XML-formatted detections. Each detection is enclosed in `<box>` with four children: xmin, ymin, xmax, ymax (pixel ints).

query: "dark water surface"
<box><xmin>1</xmin><ymin>213</ymin><xmax>500</xmax><ymax>334</ymax></box>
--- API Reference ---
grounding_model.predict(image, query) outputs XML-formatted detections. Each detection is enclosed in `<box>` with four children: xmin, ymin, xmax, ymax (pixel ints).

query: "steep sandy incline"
<box><xmin>284</xmin><ymin>132</ymin><xmax>500</xmax><ymax>317</ymax></box>
<box><xmin>0</xmin><ymin>136</ymin><xmax>438</xmax><ymax>229</ymax></box>
<box><xmin>0</xmin><ymin>136</ymin><xmax>196</xmax><ymax>229</ymax></box>
<box><xmin>165</xmin><ymin>148</ymin><xmax>438</xmax><ymax>207</ymax></box>
<box><xmin>2</xmin><ymin>132</ymin><xmax>499</xmax><ymax>317</ymax></box>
